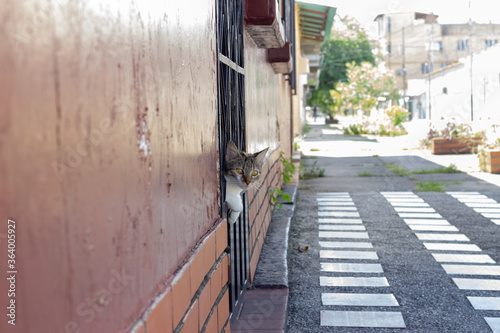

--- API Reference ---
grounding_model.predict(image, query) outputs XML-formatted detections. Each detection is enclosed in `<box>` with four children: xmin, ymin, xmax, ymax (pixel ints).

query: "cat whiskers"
<box><xmin>246</xmin><ymin>179</ymin><xmax>263</xmax><ymax>191</ymax></box>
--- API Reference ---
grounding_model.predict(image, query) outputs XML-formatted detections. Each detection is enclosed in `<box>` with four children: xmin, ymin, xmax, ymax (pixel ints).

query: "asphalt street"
<box><xmin>287</xmin><ymin>119</ymin><xmax>500</xmax><ymax>332</ymax></box>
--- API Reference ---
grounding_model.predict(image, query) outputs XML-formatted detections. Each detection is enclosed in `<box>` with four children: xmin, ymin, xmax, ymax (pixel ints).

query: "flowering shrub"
<box><xmin>343</xmin><ymin>105</ymin><xmax>408</xmax><ymax>136</ymax></box>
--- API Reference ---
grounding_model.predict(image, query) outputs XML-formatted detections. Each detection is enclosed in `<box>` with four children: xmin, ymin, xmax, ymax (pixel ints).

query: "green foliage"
<box><xmin>280</xmin><ymin>152</ymin><xmax>295</xmax><ymax>185</ymax></box>
<box><xmin>385</xmin><ymin>105</ymin><xmax>408</xmax><ymax>127</ymax></box>
<box><xmin>302</xmin><ymin>123</ymin><xmax>312</xmax><ymax>133</ymax></box>
<box><xmin>358</xmin><ymin>171</ymin><xmax>376</xmax><ymax>177</ymax></box>
<box><xmin>319</xmin><ymin>34</ymin><xmax>375</xmax><ymax>88</ymax></box>
<box><xmin>308</xmin><ymin>19</ymin><xmax>375</xmax><ymax>117</ymax></box>
<box><xmin>412</xmin><ymin>164</ymin><xmax>462</xmax><ymax>174</ymax></box>
<box><xmin>384</xmin><ymin>163</ymin><xmax>411</xmax><ymax>176</ymax></box>
<box><xmin>300</xmin><ymin>160</ymin><xmax>325</xmax><ymax>179</ymax></box>
<box><xmin>344</xmin><ymin>124</ymin><xmax>368</xmax><ymax>135</ymax></box>
<box><xmin>417</xmin><ymin>181</ymin><xmax>444</xmax><ymax>192</ymax></box>
<box><xmin>269</xmin><ymin>187</ymin><xmax>291</xmax><ymax>212</ymax></box>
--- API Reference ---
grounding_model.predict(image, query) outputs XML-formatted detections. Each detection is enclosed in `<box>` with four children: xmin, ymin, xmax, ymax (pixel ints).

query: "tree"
<box><xmin>307</xmin><ymin>16</ymin><xmax>376</xmax><ymax>118</ymax></box>
<box><xmin>318</xmin><ymin>32</ymin><xmax>375</xmax><ymax>89</ymax></box>
<box><xmin>335</xmin><ymin>62</ymin><xmax>400</xmax><ymax>114</ymax></box>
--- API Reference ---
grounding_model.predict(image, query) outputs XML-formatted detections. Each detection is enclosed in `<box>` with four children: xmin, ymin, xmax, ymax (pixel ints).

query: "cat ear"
<box><xmin>253</xmin><ymin>147</ymin><xmax>269</xmax><ymax>166</ymax></box>
<box><xmin>226</xmin><ymin>141</ymin><xmax>242</xmax><ymax>163</ymax></box>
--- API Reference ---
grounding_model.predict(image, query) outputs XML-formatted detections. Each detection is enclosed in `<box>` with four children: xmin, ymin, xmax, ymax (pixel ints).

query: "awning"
<box><xmin>297</xmin><ymin>0</ymin><xmax>336</xmax><ymax>56</ymax></box>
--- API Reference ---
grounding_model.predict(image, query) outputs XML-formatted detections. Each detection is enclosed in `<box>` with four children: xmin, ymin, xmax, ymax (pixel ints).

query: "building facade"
<box><xmin>375</xmin><ymin>12</ymin><xmax>500</xmax><ymax>92</ymax></box>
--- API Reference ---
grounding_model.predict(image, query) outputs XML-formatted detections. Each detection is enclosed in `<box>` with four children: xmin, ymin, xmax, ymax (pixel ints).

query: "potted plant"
<box><xmin>478</xmin><ymin>138</ymin><xmax>500</xmax><ymax>174</ymax></box>
<box><xmin>426</xmin><ymin>122</ymin><xmax>484</xmax><ymax>155</ymax></box>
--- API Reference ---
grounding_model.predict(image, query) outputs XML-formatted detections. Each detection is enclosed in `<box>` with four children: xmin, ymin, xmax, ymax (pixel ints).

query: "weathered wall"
<box><xmin>0</xmin><ymin>0</ymin><xmax>220</xmax><ymax>332</ymax></box>
<box><xmin>244</xmin><ymin>31</ymin><xmax>292</xmax><ymax>281</ymax></box>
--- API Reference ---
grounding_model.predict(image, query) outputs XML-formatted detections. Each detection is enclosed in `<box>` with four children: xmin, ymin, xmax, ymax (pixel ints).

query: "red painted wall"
<box><xmin>0</xmin><ymin>0</ymin><xmax>219</xmax><ymax>332</ymax></box>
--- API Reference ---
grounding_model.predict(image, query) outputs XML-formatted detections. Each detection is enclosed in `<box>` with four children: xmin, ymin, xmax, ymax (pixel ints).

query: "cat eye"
<box><xmin>251</xmin><ymin>170</ymin><xmax>258</xmax><ymax>176</ymax></box>
<box><xmin>236</xmin><ymin>169</ymin><xmax>243</xmax><ymax>174</ymax></box>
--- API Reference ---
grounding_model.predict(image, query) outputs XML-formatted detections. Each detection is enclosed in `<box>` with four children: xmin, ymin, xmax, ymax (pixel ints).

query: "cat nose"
<box><xmin>245</xmin><ymin>178</ymin><xmax>251</xmax><ymax>185</ymax></box>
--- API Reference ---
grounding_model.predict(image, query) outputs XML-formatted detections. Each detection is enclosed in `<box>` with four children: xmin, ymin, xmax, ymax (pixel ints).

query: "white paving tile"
<box><xmin>390</xmin><ymin>202</ymin><xmax>429</xmax><ymax>207</ymax></box>
<box><xmin>381</xmin><ymin>192</ymin><xmax>416</xmax><ymax>196</ymax></box>
<box><xmin>317</xmin><ymin>198</ymin><xmax>353</xmax><ymax>202</ymax></box>
<box><xmin>416</xmin><ymin>233</ymin><xmax>470</xmax><ymax>242</ymax></box>
<box><xmin>458</xmin><ymin>198</ymin><xmax>497</xmax><ymax>204</ymax></box>
<box><xmin>386</xmin><ymin>198</ymin><xmax>425</xmax><ymax>203</ymax></box>
<box><xmin>395</xmin><ymin>207</ymin><xmax>436</xmax><ymax>213</ymax></box>
<box><xmin>467</xmin><ymin>296</ymin><xmax>500</xmax><ymax>310</ymax></box>
<box><xmin>318</xmin><ymin>218</ymin><xmax>363</xmax><ymax>224</ymax></box>
<box><xmin>319</xmin><ymin>211</ymin><xmax>360</xmax><ymax>217</ymax></box>
<box><xmin>409</xmin><ymin>225</ymin><xmax>459</xmax><ymax>232</ymax></box>
<box><xmin>322</xmin><ymin>293</ymin><xmax>399</xmax><ymax>306</ymax></box>
<box><xmin>404</xmin><ymin>219</ymin><xmax>450</xmax><ymax>225</ymax></box>
<box><xmin>481</xmin><ymin>213</ymin><xmax>500</xmax><ymax>219</ymax></box>
<box><xmin>318</xmin><ymin>201</ymin><xmax>355</xmax><ymax>206</ymax></box>
<box><xmin>319</xmin><ymin>225</ymin><xmax>366</xmax><ymax>231</ymax></box>
<box><xmin>320</xmin><ymin>311</ymin><xmax>406</xmax><ymax>328</ymax></box>
<box><xmin>424</xmin><ymin>243</ymin><xmax>481</xmax><ymax>252</ymax></box>
<box><xmin>319</xmin><ymin>241</ymin><xmax>373</xmax><ymax>249</ymax></box>
<box><xmin>399</xmin><ymin>213</ymin><xmax>443</xmax><ymax>218</ymax></box>
<box><xmin>321</xmin><ymin>263</ymin><xmax>384</xmax><ymax>273</ymax></box>
<box><xmin>453</xmin><ymin>278</ymin><xmax>500</xmax><ymax>290</ymax></box>
<box><xmin>474</xmin><ymin>208</ymin><xmax>500</xmax><ymax>213</ymax></box>
<box><xmin>464</xmin><ymin>203</ymin><xmax>500</xmax><ymax>208</ymax></box>
<box><xmin>432</xmin><ymin>253</ymin><xmax>495</xmax><ymax>263</ymax></box>
<box><xmin>452</xmin><ymin>194</ymin><xmax>490</xmax><ymax>199</ymax></box>
<box><xmin>320</xmin><ymin>250</ymin><xmax>379</xmax><ymax>260</ymax></box>
<box><xmin>318</xmin><ymin>193</ymin><xmax>350</xmax><ymax>197</ymax></box>
<box><xmin>447</xmin><ymin>191</ymin><xmax>482</xmax><ymax>195</ymax></box>
<box><xmin>485</xmin><ymin>317</ymin><xmax>500</xmax><ymax>333</ymax></box>
<box><xmin>442</xmin><ymin>264</ymin><xmax>500</xmax><ymax>276</ymax></box>
<box><xmin>319</xmin><ymin>231</ymin><xmax>369</xmax><ymax>239</ymax></box>
<box><xmin>492</xmin><ymin>219</ymin><xmax>500</xmax><ymax>225</ymax></box>
<box><xmin>318</xmin><ymin>206</ymin><xmax>358</xmax><ymax>211</ymax></box>
<box><xmin>320</xmin><ymin>276</ymin><xmax>389</xmax><ymax>287</ymax></box>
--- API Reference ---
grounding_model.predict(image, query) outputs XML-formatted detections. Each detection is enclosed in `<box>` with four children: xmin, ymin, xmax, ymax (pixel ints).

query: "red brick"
<box><xmin>204</xmin><ymin>232</ymin><xmax>216</xmax><ymax>275</ymax></box>
<box><xmin>145</xmin><ymin>289</ymin><xmax>173</xmax><ymax>333</ymax></box>
<box><xmin>198</xmin><ymin>280</ymin><xmax>212</xmax><ymax>327</ymax></box>
<box><xmin>190</xmin><ymin>246</ymin><xmax>206</xmax><ymax>295</ymax></box>
<box><xmin>218</xmin><ymin>289</ymin><xmax>230</xmax><ymax>332</ymax></box>
<box><xmin>172</xmin><ymin>269</ymin><xmax>191</xmax><ymax>327</ymax></box>
<box><xmin>216</xmin><ymin>221</ymin><xmax>228</xmax><ymax>257</ymax></box>
<box><xmin>180</xmin><ymin>301</ymin><xmax>199</xmax><ymax>333</ymax></box>
<box><xmin>210</xmin><ymin>262</ymin><xmax>223</xmax><ymax>304</ymax></box>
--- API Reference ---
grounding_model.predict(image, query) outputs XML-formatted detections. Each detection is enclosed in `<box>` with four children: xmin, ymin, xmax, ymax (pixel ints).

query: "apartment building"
<box><xmin>374</xmin><ymin>12</ymin><xmax>500</xmax><ymax>92</ymax></box>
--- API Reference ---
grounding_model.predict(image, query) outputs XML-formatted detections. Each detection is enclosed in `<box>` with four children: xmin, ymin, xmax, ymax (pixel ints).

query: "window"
<box><xmin>440</xmin><ymin>62</ymin><xmax>451</xmax><ymax>68</ymax></box>
<box><xmin>426</xmin><ymin>41</ymin><xmax>443</xmax><ymax>51</ymax></box>
<box><xmin>387</xmin><ymin>42</ymin><xmax>392</xmax><ymax>55</ymax></box>
<box><xmin>457</xmin><ymin>40</ymin><xmax>468</xmax><ymax>51</ymax></box>
<box><xmin>421</xmin><ymin>63</ymin><xmax>433</xmax><ymax>74</ymax></box>
<box><xmin>387</xmin><ymin>17</ymin><xmax>391</xmax><ymax>33</ymax></box>
<box><xmin>485</xmin><ymin>39</ymin><xmax>499</xmax><ymax>48</ymax></box>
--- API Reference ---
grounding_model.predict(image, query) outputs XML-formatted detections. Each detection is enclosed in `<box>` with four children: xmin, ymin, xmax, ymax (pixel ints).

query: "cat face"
<box><xmin>225</xmin><ymin>142</ymin><xmax>269</xmax><ymax>190</ymax></box>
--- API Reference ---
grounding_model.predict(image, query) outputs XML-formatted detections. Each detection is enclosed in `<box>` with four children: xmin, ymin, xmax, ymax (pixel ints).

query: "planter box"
<box><xmin>430</xmin><ymin>137</ymin><xmax>482</xmax><ymax>155</ymax></box>
<box><xmin>245</xmin><ymin>0</ymin><xmax>285</xmax><ymax>48</ymax></box>
<box><xmin>325</xmin><ymin>117</ymin><xmax>339</xmax><ymax>124</ymax></box>
<box><xmin>479</xmin><ymin>150</ymin><xmax>500</xmax><ymax>173</ymax></box>
<box><xmin>267</xmin><ymin>42</ymin><xmax>292</xmax><ymax>74</ymax></box>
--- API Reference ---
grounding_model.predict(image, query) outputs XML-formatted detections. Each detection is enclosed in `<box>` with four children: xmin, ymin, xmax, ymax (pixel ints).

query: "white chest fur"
<box><xmin>226</xmin><ymin>183</ymin><xmax>244</xmax><ymax>224</ymax></box>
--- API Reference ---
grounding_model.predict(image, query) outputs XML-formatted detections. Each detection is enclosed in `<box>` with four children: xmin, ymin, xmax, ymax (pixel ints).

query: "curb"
<box><xmin>231</xmin><ymin>184</ymin><xmax>298</xmax><ymax>332</ymax></box>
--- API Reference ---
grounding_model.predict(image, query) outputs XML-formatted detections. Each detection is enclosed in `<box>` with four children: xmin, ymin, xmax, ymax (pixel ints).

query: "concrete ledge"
<box><xmin>230</xmin><ymin>288</ymin><xmax>288</xmax><ymax>332</ymax></box>
<box><xmin>253</xmin><ymin>184</ymin><xmax>297</xmax><ymax>288</ymax></box>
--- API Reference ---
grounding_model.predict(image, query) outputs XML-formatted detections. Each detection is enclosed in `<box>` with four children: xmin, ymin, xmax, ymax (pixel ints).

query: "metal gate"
<box><xmin>216</xmin><ymin>0</ymin><xmax>248</xmax><ymax>311</ymax></box>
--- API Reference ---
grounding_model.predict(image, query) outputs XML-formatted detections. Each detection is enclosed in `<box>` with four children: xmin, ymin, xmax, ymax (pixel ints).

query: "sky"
<box><xmin>300</xmin><ymin>0</ymin><xmax>500</xmax><ymax>37</ymax></box>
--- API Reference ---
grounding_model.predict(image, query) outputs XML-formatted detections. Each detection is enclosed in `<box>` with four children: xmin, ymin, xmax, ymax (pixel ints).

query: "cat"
<box><xmin>225</xmin><ymin>142</ymin><xmax>269</xmax><ymax>224</ymax></box>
